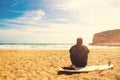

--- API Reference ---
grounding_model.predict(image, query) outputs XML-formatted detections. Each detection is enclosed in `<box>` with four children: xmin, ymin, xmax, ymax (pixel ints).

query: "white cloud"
<box><xmin>5</xmin><ymin>10</ymin><xmax>45</xmax><ymax>25</ymax></box>
<box><xmin>54</xmin><ymin>0</ymin><xmax>81</xmax><ymax>10</ymax></box>
<box><xmin>49</xmin><ymin>0</ymin><xmax>120</xmax><ymax>27</ymax></box>
<box><xmin>0</xmin><ymin>22</ymin><xmax>97</xmax><ymax>43</ymax></box>
<box><xmin>22</xmin><ymin>10</ymin><xmax>45</xmax><ymax>21</ymax></box>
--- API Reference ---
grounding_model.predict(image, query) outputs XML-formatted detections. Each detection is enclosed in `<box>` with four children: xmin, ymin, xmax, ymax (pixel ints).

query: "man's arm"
<box><xmin>84</xmin><ymin>46</ymin><xmax>90</xmax><ymax>53</ymax></box>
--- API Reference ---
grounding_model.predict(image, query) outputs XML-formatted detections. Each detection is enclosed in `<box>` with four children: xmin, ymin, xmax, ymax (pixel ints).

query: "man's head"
<box><xmin>76</xmin><ymin>37</ymin><xmax>83</xmax><ymax>45</ymax></box>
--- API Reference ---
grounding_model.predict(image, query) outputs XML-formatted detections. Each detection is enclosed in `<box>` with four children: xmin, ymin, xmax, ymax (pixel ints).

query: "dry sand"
<box><xmin>0</xmin><ymin>48</ymin><xmax>120</xmax><ymax>80</ymax></box>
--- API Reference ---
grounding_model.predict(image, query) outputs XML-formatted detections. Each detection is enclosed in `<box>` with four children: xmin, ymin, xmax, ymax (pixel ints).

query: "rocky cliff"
<box><xmin>91</xmin><ymin>29</ymin><xmax>120</xmax><ymax>46</ymax></box>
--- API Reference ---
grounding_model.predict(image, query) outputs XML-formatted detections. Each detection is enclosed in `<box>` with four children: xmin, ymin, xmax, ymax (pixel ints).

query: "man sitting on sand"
<box><xmin>69</xmin><ymin>37</ymin><xmax>90</xmax><ymax>67</ymax></box>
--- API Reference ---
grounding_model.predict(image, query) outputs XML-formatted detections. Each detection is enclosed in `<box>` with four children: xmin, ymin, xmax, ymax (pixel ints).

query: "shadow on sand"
<box><xmin>57</xmin><ymin>71</ymin><xmax>88</xmax><ymax>75</ymax></box>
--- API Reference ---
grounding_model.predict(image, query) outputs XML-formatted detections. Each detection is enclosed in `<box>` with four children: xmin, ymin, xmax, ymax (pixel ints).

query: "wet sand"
<box><xmin>0</xmin><ymin>48</ymin><xmax>120</xmax><ymax>80</ymax></box>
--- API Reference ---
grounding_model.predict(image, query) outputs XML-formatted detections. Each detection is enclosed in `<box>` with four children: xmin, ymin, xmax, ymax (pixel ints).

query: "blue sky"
<box><xmin>0</xmin><ymin>0</ymin><xmax>120</xmax><ymax>43</ymax></box>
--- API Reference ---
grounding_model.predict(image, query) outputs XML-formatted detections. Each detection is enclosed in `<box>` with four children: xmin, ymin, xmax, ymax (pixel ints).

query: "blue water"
<box><xmin>0</xmin><ymin>43</ymin><xmax>119</xmax><ymax>50</ymax></box>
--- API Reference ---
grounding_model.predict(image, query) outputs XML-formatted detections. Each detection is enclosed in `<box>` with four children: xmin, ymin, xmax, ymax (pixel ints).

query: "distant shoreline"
<box><xmin>0</xmin><ymin>43</ymin><xmax>74</xmax><ymax>45</ymax></box>
<box><xmin>89</xmin><ymin>43</ymin><xmax>120</xmax><ymax>47</ymax></box>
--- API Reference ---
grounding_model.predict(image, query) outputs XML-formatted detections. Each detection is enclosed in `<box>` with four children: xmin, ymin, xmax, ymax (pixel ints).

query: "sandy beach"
<box><xmin>0</xmin><ymin>48</ymin><xmax>120</xmax><ymax>80</ymax></box>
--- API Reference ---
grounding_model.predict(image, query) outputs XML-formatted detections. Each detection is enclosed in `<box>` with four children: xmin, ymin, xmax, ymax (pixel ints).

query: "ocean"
<box><xmin>0</xmin><ymin>43</ymin><xmax>73</xmax><ymax>50</ymax></box>
<box><xmin>0</xmin><ymin>43</ymin><xmax>119</xmax><ymax>50</ymax></box>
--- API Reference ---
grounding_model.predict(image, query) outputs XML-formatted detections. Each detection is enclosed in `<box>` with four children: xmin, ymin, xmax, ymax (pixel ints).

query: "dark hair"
<box><xmin>77</xmin><ymin>37</ymin><xmax>83</xmax><ymax>45</ymax></box>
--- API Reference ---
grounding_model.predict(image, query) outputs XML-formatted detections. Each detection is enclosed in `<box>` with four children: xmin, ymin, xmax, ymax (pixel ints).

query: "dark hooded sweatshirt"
<box><xmin>69</xmin><ymin>45</ymin><xmax>89</xmax><ymax>67</ymax></box>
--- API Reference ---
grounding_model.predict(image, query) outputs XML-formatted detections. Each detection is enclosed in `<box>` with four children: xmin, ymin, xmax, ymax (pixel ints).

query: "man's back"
<box><xmin>69</xmin><ymin>45</ymin><xmax>89</xmax><ymax>67</ymax></box>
